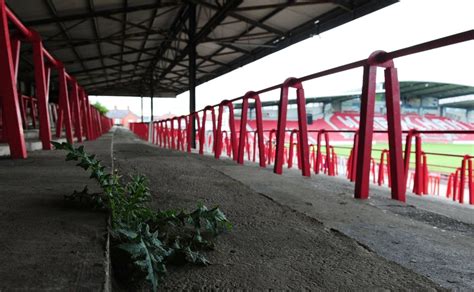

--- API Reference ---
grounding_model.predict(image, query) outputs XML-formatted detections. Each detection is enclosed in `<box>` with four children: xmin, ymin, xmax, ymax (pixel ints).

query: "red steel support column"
<box><xmin>70</xmin><ymin>80</ymin><xmax>83</xmax><ymax>142</ymax></box>
<box><xmin>32</xmin><ymin>31</ymin><xmax>52</xmax><ymax>150</ymax></box>
<box><xmin>80</xmin><ymin>89</ymin><xmax>91</xmax><ymax>140</ymax></box>
<box><xmin>85</xmin><ymin>94</ymin><xmax>94</xmax><ymax>140</ymax></box>
<box><xmin>0</xmin><ymin>0</ymin><xmax>26</xmax><ymax>158</ymax></box>
<box><xmin>274</xmin><ymin>77</ymin><xmax>310</xmax><ymax>177</ymax></box>
<box><xmin>383</xmin><ymin>64</ymin><xmax>405</xmax><ymax>201</ymax></box>
<box><xmin>96</xmin><ymin>109</ymin><xmax>102</xmax><ymax>136</ymax></box>
<box><xmin>355</xmin><ymin>51</ymin><xmax>405</xmax><ymax>202</ymax></box>
<box><xmin>57</xmin><ymin>66</ymin><xmax>73</xmax><ymax>143</ymax></box>
<box><xmin>11</xmin><ymin>37</ymin><xmax>20</xmax><ymax>80</ymax></box>
<box><xmin>354</xmin><ymin>64</ymin><xmax>376</xmax><ymax>199</ymax></box>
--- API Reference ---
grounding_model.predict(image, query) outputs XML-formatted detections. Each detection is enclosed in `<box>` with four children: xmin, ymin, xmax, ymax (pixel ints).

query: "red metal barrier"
<box><xmin>238</xmin><ymin>91</ymin><xmax>266</xmax><ymax>167</ymax></box>
<box><xmin>267</xmin><ymin>129</ymin><xmax>276</xmax><ymax>165</ymax></box>
<box><xmin>287</xmin><ymin>129</ymin><xmax>300</xmax><ymax>169</ymax></box>
<box><xmin>177</xmin><ymin>115</ymin><xmax>187</xmax><ymax>151</ymax></box>
<box><xmin>200</xmin><ymin>106</ymin><xmax>216</xmax><ymax>155</ymax></box>
<box><xmin>150</xmin><ymin>29</ymin><xmax>473</xmax><ymax>205</ymax></box>
<box><xmin>0</xmin><ymin>0</ymin><xmax>26</xmax><ymax>158</ymax></box>
<box><xmin>314</xmin><ymin>130</ymin><xmax>334</xmax><ymax>176</ymax></box>
<box><xmin>459</xmin><ymin>156</ymin><xmax>473</xmax><ymax>204</ymax></box>
<box><xmin>129</xmin><ymin>122</ymin><xmax>149</xmax><ymax>141</ymax></box>
<box><xmin>187</xmin><ymin>112</ymin><xmax>200</xmax><ymax>153</ymax></box>
<box><xmin>354</xmin><ymin>51</ymin><xmax>405</xmax><ymax>202</ymax></box>
<box><xmin>215</xmin><ymin>100</ymin><xmax>237</xmax><ymax>160</ymax></box>
<box><xmin>274</xmin><ymin>78</ymin><xmax>310</xmax><ymax>177</ymax></box>
<box><xmin>0</xmin><ymin>1</ymin><xmax>110</xmax><ymax>158</ymax></box>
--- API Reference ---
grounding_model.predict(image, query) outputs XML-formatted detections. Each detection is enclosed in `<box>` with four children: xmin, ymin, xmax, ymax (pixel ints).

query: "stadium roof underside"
<box><xmin>440</xmin><ymin>99</ymin><xmax>474</xmax><ymax>110</ymax></box>
<box><xmin>235</xmin><ymin>81</ymin><xmax>474</xmax><ymax>109</ymax></box>
<box><xmin>399</xmin><ymin>81</ymin><xmax>474</xmax><ymax>101</ymax></box>
<box><xmin>8</xmin><ymin>0</ymin><xmax>397</xmax><ymax>97</ymax></box>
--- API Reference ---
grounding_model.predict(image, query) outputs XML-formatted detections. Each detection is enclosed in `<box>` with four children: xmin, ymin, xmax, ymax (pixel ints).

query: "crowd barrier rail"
<box><xmin>130</xmin><ymin>29</ymin><xmax>473</xmax><ymax>204</ymax></box>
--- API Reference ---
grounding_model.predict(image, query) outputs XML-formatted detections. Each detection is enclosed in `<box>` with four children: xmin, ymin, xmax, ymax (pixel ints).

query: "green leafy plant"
<box><xmin>52</xmin><ymin>141</ymin><xmax>231</xmax><ymax>291</ymax></box>
<box><xmin>92</xmin><ymin>101</ymin><xmax>109</xmax><ymax>115</ymax></box>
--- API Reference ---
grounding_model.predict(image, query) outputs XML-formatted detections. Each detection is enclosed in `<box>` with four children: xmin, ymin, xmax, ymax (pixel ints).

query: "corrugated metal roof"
<box><xmin>8</xmin><ymin>0</ymin><xmax>397</xmax><ymax>97</ymax></box>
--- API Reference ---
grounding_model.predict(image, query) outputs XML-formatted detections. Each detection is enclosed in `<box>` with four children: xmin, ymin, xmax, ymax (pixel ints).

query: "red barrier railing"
<box><xmin>215</xmin><ymin>100</ymin><xmax>237</xmax><ymax>160</ymax></box>
<box><xmin>0</xmin><ymin>1</ymin><xmax>111</xmax><ymax>158</ymax></box>
<box><xmin>129</xmin><ymin>29</ymin><xmax>473</xmax><ymax>205</ymax></box>
<box><xmin>129</xmin><ymin>122</ymin><xmax>149</xmax><ymax>141</ymax></box>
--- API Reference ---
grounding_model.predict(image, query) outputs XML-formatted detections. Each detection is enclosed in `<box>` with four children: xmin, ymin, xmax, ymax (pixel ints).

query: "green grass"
<box><xmin>326</xmin><ymin>143</ymin><xmax>473</xmax><ymax>174</ymax></box>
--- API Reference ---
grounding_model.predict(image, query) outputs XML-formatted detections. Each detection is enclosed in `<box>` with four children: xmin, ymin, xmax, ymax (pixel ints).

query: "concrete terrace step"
<box><xmin>0</xmin><ymin>132</ymin><xmax>113</xmax><ymax>290</ymax></box>
<box><xmin>0</xmin><ymin>135</ymin><xmax>86</xmax><ymax>157</ymax></box>
<box><xmin>111</xmin><ymin>128</ymin><xmax>473</xmax><ymax>290</ymax></box>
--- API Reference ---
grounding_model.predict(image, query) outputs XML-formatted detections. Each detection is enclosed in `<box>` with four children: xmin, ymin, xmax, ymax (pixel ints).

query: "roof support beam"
<box><xmin>191</xmin><ymin>0</ymin><xmax>285</xmax><ymax>37</ymax></box>
<box><xmin>119</xmin><ymin>0</ymin><xmax>128</xmax><ymax>82</ymax></box>
<box><xmin>24</xmin><ymin>2</ymin><xmax>182</xmax><ymax>26</ymax></box>
<box><xmin>153</xmin><ymin>0</ymin><xmax>243</xmax><ymax>81</ymax></box>
<box><xmin>140</xmin><ymin>5</ymin><xmax>189</xmax><ymax>83</ymax></box>
<box><xmin>192</xmin><ymin>0</ymin><xmax>285</xmax><ymax>84</ymax></box>
<box><xmin>88</xmin><ymin>0</ymin><xmax>109</xmax><ymax>86</ymax></box>
<box><xmin>43</xmin><ymin>0</ymin><xmax>93</xmax><ymax>84</ymax></box>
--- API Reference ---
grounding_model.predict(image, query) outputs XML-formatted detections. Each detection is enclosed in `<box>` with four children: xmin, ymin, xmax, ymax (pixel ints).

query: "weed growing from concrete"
<box><xmin>52</xmin><ymin>142</ymin><xmax>231</xmax><ymax>291</ymax></box>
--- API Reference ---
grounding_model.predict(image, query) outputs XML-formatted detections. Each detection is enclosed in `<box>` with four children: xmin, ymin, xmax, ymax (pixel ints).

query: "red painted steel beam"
<box><xmin>192</xmin><ymin>30</ymin><xmax>473</xmax><ymax>114</ymax></box>
<box><xmin>11</xmin><ymin>37</ymin><xmax>20</xmax><ymax>80</ymax></box>
<box><xmin>42</xmin><ymin>48</ymin><xmax>60</xmax><ymax>68</ymax></box>
<box><xmin>0</xmin><ymin>0</ymin><xmax>26</xmax><ymax>158</ymax></box>
<box><xmin>379</xmin><ymin>30</ymin><xmax>474</xmax><ymax>62</ymax></box>
<box><xmin>57</xmin><ymin>65</ymin><xmax>74</xmax><ymax>143</ymax></box>
<box><xmin>32</xmin><ymin>31</ymin><xmax>52</xmax><ymax>150</ymax></box>
<box><xmin>5</xmin><ymin>7</ymin><xmax>33</xmax><ymax>40</ymax></box>
<box><xmin>70</xmin><ymin>80</ymin><xmax>83</xmax><ymax>142</ymax></box>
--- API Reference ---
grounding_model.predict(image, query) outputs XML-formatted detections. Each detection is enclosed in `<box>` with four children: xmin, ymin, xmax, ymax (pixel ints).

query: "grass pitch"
<box><xmin>331</xmin><ymin>143</ymin><xmax>473</xmax><ymax>174</ymax></box>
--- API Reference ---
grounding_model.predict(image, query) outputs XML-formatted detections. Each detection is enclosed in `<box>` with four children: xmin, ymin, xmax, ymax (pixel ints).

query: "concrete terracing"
<box><xmin>1</xmin><ymin>127</ymin><xmax>472</xmax><ymax>290</ymax></box>
<box><xmin>112</xmin><ymin>128</ymin><xmax>473</xmax><ymax>290</ymax></box>
<box><xmin>0</xmin><ymin>132</ymin><xmax>112</xmax><ymax>290</ymax></box>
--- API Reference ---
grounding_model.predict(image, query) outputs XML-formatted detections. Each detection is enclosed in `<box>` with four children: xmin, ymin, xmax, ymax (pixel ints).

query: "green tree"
<box><xmin>92</xmin><ymin>102</ymin><xmax>109</xmax><ymax>115</ymax></box>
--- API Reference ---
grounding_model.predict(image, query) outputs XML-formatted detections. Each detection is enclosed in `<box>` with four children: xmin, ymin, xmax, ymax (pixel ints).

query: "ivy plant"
<box><xmin>52</xmin><ymin>141</ymin><xmax>231</xmax><ymax>291</ymax></box>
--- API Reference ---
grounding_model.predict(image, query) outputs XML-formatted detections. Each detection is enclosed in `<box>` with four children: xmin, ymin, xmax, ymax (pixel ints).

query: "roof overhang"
<box><xmin>8</xmin><ymin>0</ymin><xmax>398</xmax><ymax>97</ymax></box>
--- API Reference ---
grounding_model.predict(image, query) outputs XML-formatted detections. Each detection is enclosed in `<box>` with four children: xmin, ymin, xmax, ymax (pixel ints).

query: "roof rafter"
<box><xmin>23</xmin><ymin>2</ymin><xmax>182</xmax><ymax>26</ymax></box>
<box><xmin>153</xmin><ymin>0</ymin><xmax>243</xmax><ymax>82</ymax></box>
